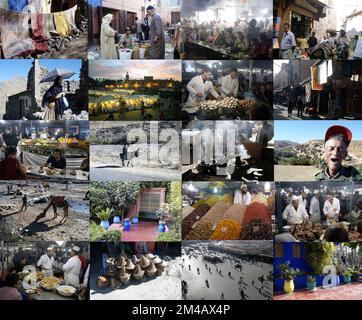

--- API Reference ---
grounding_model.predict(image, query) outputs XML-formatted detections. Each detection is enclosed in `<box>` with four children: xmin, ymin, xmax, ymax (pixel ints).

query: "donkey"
<box><xmin>119</xmin><ymin>148</ymin><xmax>140</xmax><ymax>167</ymax></box>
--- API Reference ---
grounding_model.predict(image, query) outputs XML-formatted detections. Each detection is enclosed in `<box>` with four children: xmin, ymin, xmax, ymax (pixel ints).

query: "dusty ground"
<box><xmin>274</xmin><ymin>165</ymin><xmax>320</xmax><ymax>181</ymax></box>
<box><xmin>0</xmin><ymin>182</ymin><xmax>89</xmax><ymax>241</ymax></box>
<box><xmin>90</xmin><ymin>257</ymin><xmax>182</xmax><ymax>300</ymax></box>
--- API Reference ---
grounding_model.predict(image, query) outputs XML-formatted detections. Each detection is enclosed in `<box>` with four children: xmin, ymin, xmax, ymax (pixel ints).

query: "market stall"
<box><xmin>182</xmin><ymin>182</ymin><xmax>275</xmax><ymax>240</ymax></box>
<box><xmin>0</xmin><ymin>241</ymin><xmax>89</xmax><ymax>300</ymax></box>
<box><xmin>90</xmin><ymin>242</ymin><xmax>181</xmax><ymax>300</ymax></box>
<box><xmin>182</xmin><ymin>121</ymin><xmax>274</xmax><ymax>181</ymax></box>
<box><xmin>182</xmin><ymin>60</ymin><xmax>273</xmax><ymax>121</ymax></box>
<box><xmin>0</xmin><ymin>120</ymin><xmax>89</xmax><ymax>181</ymax></box>
<box><xmin>275</xmin><ymin>182</ymin><xmax>362</xmax><ymax>242</ymax></box>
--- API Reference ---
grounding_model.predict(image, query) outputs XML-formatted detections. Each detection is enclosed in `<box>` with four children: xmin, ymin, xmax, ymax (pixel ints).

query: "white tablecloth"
<box><xmin>22</xmin><ymin>151</ymin><xmax>85</xmax><ymax>170</ymax></box>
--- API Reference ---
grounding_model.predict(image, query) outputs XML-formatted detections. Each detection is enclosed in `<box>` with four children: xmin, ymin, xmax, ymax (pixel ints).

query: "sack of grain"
<box><xmin>250</xmin><ymin>193</ymin><xmax>268</xmax><ymax>207</ymax></box>
<box><xmin>182</xmin><ymin>204</ymin><xmax>211</xmax><ymax>239</ymax></box>
<box><xmin>209</xmin><ymin>219</ymin><xmax>242</xmax><ymax>240</ymax></box>
<box><xmin>184</xmin><ymin>221</ymin><xmax>214</xmax><ymax>240</ymax></box>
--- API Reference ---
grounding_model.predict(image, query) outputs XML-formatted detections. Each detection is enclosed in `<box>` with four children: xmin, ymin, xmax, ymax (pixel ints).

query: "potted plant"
<box><xmin>306</xmin><ymin>275</ymin><xmax>317</xmax><ymax>291</ymax></box>
<box><xmin>131</xmin><ymin>215</ymin><xmax>139</xmax><ymax>224</ymax></box>
<box><xmin>123</xmin><ymin>218</ymin><xmax>131</xmax><ymax>231</ymax></box>
<box><xmin>351</xmin><ymin>270</ymin><xmax>360</xmax><ymax>282</ymax></box>
<box><xmin>277</xmin><ymin>261</ymin><xmax>300</xmax><ymax>294</ymax></box>
<box><xmin>343</xmin><ymin>269</ymin><xmax>352</xmax><ymax>284</ymax></box>
<box><xmin>97</xmin><ymin>208</ymin><xmax>111</xmax><ymax>230</ymax></box>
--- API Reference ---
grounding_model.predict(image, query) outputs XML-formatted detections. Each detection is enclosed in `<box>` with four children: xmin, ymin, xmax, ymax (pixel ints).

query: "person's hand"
<box><xmin>196</xmin><ymin>92</ymin><xmax>203</xmax><ymax>97</ymax></box>
<box><xmin>217</xmin><ymin>96</ymin><xmax>223</xmax><ymax>101</ymax></box>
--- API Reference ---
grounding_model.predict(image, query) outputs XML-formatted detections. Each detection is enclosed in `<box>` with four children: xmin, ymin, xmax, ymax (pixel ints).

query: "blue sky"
<box><xmin>0</xmin><ymin>59</ymin><xmax>81</xmax><ymax>81</ymax></box>
<box><xmin>275</xmin><ymin>121</ymin><xmax>362</xmax><ymax>143</ymax></box>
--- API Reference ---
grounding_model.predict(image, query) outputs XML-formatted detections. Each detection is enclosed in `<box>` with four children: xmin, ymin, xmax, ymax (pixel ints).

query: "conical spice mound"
<box><xmin>131</xmin><ymin>255</ymin><xmax>140</xmax><ymax>265</ymax></box>
<box><xmin>119</xmin><ymin>266</ymin><xmax>131</xmax><ymax>284</ymax></box>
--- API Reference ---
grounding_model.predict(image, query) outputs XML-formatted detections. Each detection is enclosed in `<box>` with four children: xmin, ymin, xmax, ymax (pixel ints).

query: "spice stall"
<box><xmin>182</xmin><ymin>182</ymin><xmax>275</xmax><ymax>240</ymax></box>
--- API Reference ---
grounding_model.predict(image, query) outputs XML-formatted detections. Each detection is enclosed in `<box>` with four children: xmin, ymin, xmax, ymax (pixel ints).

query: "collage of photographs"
<box><xmin>0</xmin><ymin>0</ymin><xmax>361</xmax><ymax>302</ymax></box>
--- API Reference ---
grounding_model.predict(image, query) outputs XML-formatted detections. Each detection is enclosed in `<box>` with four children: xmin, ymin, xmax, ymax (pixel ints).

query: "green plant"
<box><xmin>89</xmin><ymin>221</ymin><xmax>106</xmax><ymax>241</ymax></box>
<box><xmin>277</xmin><ymin>261</ymin><xmax>300</xmax><ymax>281</ymax></box>
<box><xmin>156</xmin><ymin>230</ymin><xmax>180</xmax><ymax>241</ymax></box>
<box><xmin>343</xmin><ymin>268</ymin><xmax>352</xmax><ymax>277</ymax></box>
<box><xmin>104</xmin><ymin>230</ymin><xmax>122</xmax><ymax>242</ymax></box>
<box><xmin>307</xmin><ymin>275</ymin><xmax>316</xmax><ymax>283</ymax></box>
<box><xmin>304</xmin><ymin>242</ymin><xmax>334</xmax><ymax>274</ymax></box>
<box><xmin>351</xmin><ymin>270</ymin><xmax>360</xmax><ymax>281</ymax></box>
<box><xmin>97</xmin><ymin>208</ymin><xmax>112</xmax><ymax>221</ymax></box>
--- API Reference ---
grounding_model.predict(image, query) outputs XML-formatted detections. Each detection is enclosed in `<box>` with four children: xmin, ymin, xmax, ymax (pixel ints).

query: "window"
<box><xmin>140</xmin><ymin>192</ymin><xmax>161</xmax><ymax>212</ymax></box>
<box><xmin>275</xmin><ymin>243</ymin><xmax>284</xmax><ymax>258</ymax></box>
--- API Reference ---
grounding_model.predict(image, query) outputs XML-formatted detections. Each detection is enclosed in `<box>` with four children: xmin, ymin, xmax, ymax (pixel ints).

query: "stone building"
<box><xmin>4</xmin><ymin>60</ymin><xmax>85</xmax><ymax>120</ymax></box>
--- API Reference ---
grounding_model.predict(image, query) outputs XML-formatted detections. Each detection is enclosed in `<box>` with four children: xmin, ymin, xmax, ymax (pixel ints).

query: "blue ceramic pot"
<box><xmin>123</xmin><ymin>220</ymin><xmax>131</xmax><ymax>231</ymax></box>
<box><xmin>158</xmin><ymin>223</ymin><xmax>166</xmax><ymax>233</ymax></box>
<box><xmin>113</xmin><ymin>216</ymin><xmax>121</xmax><ymax>224</ymax></box>
<box><xmin>100</xmin><ymin>220</ymin><xmax>109</xmax><ymax>230</ymax></box>
<box><xmin>132</xmin><ymin>217</ymin><xmax>139</xmax><ymax>224</ymax></box>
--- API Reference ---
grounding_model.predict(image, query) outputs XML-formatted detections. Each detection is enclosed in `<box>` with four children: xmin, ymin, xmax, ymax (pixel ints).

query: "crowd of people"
<box><xmin>182</xmin><ymin>18</ymin><xmax>273</xmax><ymax>59</ymax></box>
<box><xmin>279</xmin><ymin>22</ymin><xmax>362</xmax><ymax>60</ymax></box>
<box><xmin>0</xmin><ymin>245</ymin><xmax>89</xmax><ymax>300</ymax></box>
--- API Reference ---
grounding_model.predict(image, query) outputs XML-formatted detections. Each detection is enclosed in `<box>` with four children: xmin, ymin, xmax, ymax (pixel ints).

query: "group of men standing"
<box><xmin>100</xmin><ymin>5</ymin><xmax>166</xmax><ymax>59</ymax></box>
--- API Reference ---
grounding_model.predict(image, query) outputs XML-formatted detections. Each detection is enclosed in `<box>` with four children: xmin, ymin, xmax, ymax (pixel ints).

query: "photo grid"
<box><xmin>0</xmin><ymin>0</ymin><xmax>361</xmax><ymax>302</ymax></box>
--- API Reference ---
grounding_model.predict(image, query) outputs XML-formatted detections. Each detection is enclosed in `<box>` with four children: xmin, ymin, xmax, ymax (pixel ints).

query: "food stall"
<box><xmin>182</xmin><ymin>60</ymin><xmax>273</xmax><ymax>120</ymax></box>
<box><xmin>182</xmin><ymin>120</ymin><xmax>274</xmax><ymax>181</ymax></box>
<box><xmin>275</xmin><ymin>182</ymin><xmax>362</xmax><ymax>241</ymax></box>
<box><xmin>182</xmin><ymin>181</ymin><xmax>275</xmax><ymax>240</ymax></box>
<box><xmin>0</xmin><ymin>241</ymin><xmax>89</xmax><ymax>300</ymax></box>
<box><xmin>0</xmin><ymin>120</ymin><xmax>89</xmax><ymax>181</ymax></box>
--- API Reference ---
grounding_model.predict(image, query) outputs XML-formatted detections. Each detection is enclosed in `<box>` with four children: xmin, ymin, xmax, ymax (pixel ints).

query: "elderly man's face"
<box><xmin>292</xmin><ymin>199</ymin><xmax>299</xmax><ymax>209</ymax></box>
<box><xmin>324</xmin><ymin>139</ymin><xmax>347</xmax><ymax>172</ymax></box>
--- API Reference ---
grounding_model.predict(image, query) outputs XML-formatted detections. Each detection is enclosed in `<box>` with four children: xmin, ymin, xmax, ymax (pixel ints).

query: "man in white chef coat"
<box><xmin>297</xmin><ymin>189</ymin><xmax>310</xmax><ymax>209</ymax></box>
<box><xmin>221</xmin><ymin>68</ymin><xmax>239</xmax><ymax>98</ymax></box>
<box><xmin>217</xmin><ymin>70</ymin><xmax>224</xmax><ymax>85</ymax></box>
<box><xmin>234</xmin><ymin>184</ymin><xmax>251</xmax><ymax>206</ymax></box>
<box><xmin>62</xmin><ymin>246</ymin><xmax>82</xmax><ymax>287</ymax></box>
<box><xmin>282</xmin><ymin>195</ymin><xmax>309</xmax><ymax>225</ymax></box>
<box><xmin>323</xmin><ymin>192</ymin><xmax>340</xmax><ymax>224</ymax></box>
<box><xmin>309</xmin><ymin>190</ymin><xmax>321</xmax><ymax>223</ymax></box>
<box><xmin>184</xmin><ymin>69</ymin><xmax>220</xmax><ymax>116</ymax></box>
<box><xmin>37</xmin><ymin>247</ymin><xmax>55</xmax><ymax>276</ymax></box>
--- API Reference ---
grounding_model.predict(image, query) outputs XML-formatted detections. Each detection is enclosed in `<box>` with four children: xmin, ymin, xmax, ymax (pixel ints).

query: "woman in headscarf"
<box><xmin>100</xmin><ymin>14</ymin><xmax>117</xmax><ymax>59</ymax></box>
<box><xmin>42</xmin><ymin>76</ymin><xmax>65</xmax><ymax>120</ymax></box>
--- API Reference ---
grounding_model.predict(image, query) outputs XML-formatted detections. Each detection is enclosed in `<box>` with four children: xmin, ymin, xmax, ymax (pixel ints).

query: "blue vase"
<box><xmin>113</xmin><ymin>216</ymin><xmax>121</xmax><ymax>224</ymax></box>
<box><xmin>123</xmin><ymin>220</ymin><xmax>131</xmax><ymax>231</ymax></box>
<box><xmin>132</xmin><ymin>217</ymin><xmax>139</xmax><ymax>224</ymax></box>
<box><xmin>158</xmin><ymin>223</ymin><xmax>166</xmax><ymax>233</ymax></box>
<box><xmin>100</xmin><ymin>220</ymin><xmax>109</xmax><ymax>230</ymax></box>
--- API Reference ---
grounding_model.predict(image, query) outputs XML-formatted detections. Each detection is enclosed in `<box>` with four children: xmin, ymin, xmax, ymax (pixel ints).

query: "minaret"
<box><xmin>126</xmin><ymin>72</ymin><xmax>130</xmax><ymax>81</ymax></box>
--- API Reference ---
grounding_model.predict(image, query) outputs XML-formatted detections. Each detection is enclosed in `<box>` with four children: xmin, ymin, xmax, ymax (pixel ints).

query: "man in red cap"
<box><xmin>315</xmin><ymin>125</ymin><xmax>362</xmax><ymax>181</ymax></box>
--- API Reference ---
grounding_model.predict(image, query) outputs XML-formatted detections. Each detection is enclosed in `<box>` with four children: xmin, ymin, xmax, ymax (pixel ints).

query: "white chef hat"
<box><xmin>72</xmin><ymin>245</ymin><xmax>80</xmax><ymax>253</ymax></box>
<box><xmin>291</xmin><ymin>195</ymin><xmax>299</xmax><ymax>201</ymax></box>
<box><xmin>304</xmin><ymin>188</ymin><xmax>310</xmax><ymax>194</ymax></box>
<box><xmin>46</xmin><ymin>247</ymin><xmax>53</xmax><ymax>251</ymax></box>
<box><xmin>313</xmin><ymin>189</ymin><xmax>319</xmax><ymax>195</ymax></box>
